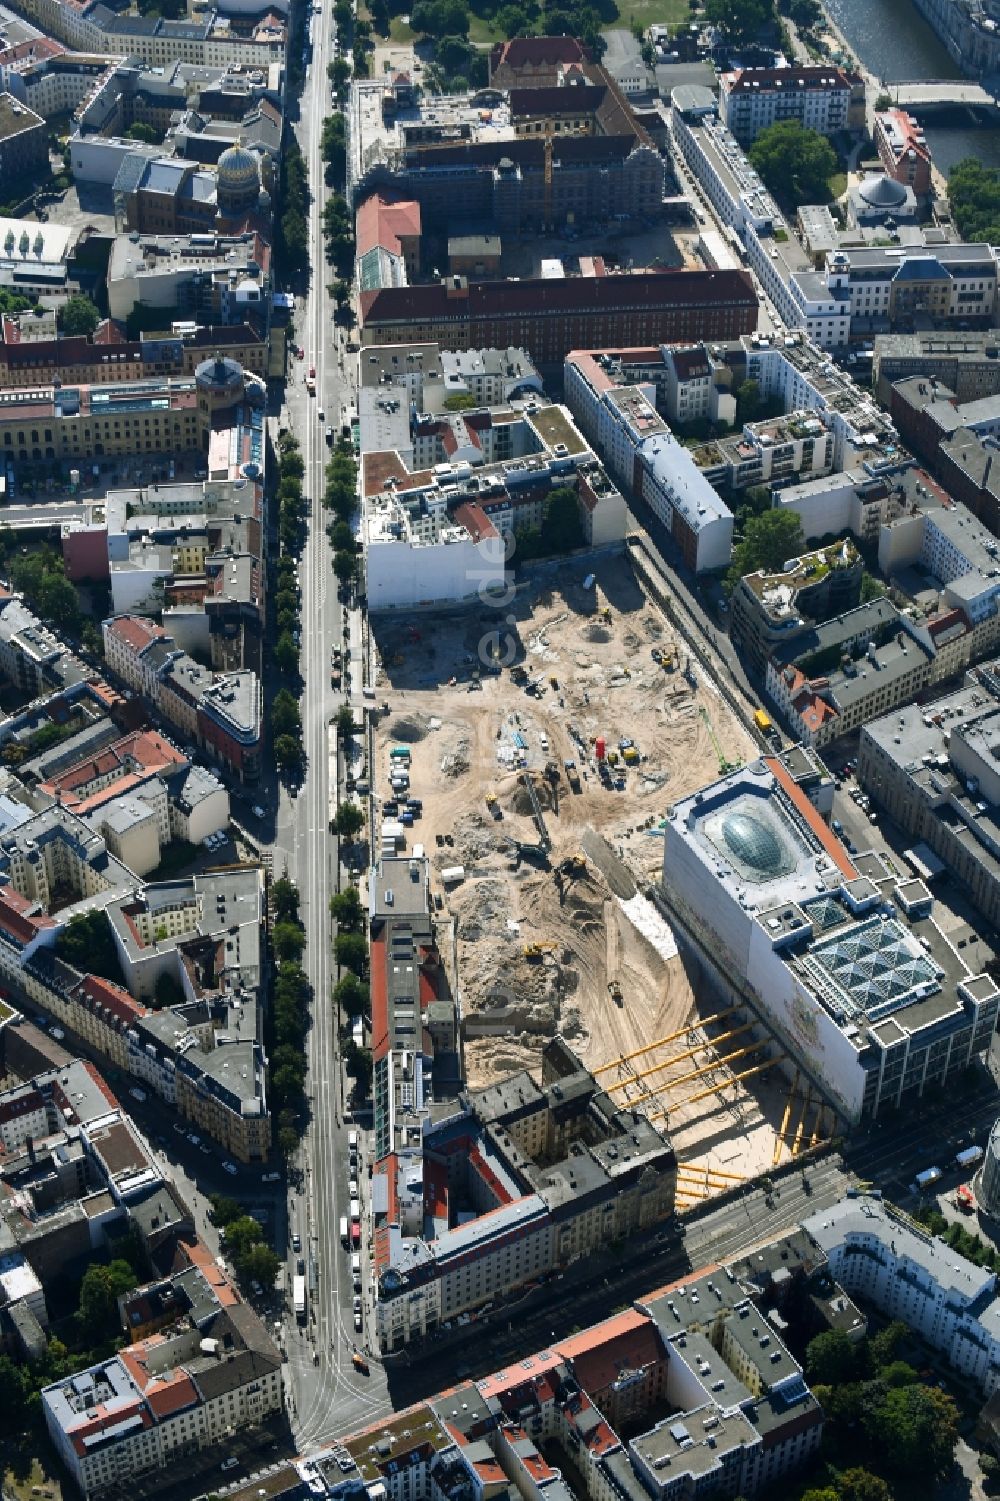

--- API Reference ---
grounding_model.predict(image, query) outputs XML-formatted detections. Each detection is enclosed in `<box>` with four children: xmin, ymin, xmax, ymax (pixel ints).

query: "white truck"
<box><xmin>912</xmin><ymin>1166</ymin><xmax>943</xmax><ymax>1193</ymax></box>
<box><xmin>956</xmin><ymin>1145</ymin><xmax>984</xmax><ymax>1169</ymax></box>
<box><xmin>293</xmin><ymin>1273</ymin><xmax>307</xmax><ymax>1324</ymax></box>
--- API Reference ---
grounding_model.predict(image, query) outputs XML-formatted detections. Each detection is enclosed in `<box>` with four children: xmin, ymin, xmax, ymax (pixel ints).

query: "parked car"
<box><xmin>223</xmin><ymin>1161</ymin><xmax>238</xmax><ymax>1176</ymax></box>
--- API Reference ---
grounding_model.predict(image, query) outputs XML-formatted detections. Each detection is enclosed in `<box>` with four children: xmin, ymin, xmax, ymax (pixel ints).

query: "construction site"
<box><xmin>370</xmin><ymin>555</ymin><xmax>834</xmax><ymax>1191</ymax></box>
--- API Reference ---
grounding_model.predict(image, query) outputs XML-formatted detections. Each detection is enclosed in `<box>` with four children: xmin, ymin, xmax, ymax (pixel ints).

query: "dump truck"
<box><xmin>564</xmin><ymin>760</ymin><xmax>581</xmax><ymax>792</ymax></box>
<box><xmin>524</xmin><ymin>943</ymin><xmax>555</xmax><ymax>960</ymax></box>
<box><xmin>608</xmin><ymin>980</ymin><xmax>623</xmax><ymax>1007</ymax></box>
<box><xmin>485</xmin><ymin>793</ymin><xmax>502</xmax><ymax>820</ymax></box>
<box><xmin>623</xmin><ymin>746</ymin><xmax>640</xmax><ymax>765</ymax></box>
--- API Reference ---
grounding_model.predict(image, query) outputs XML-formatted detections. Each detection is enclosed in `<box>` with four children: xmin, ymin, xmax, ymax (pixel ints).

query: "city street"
<box><xmin>270</xmin><ymin>2</ymin><xmax>391</xmax><ymax>1446</ymax></box>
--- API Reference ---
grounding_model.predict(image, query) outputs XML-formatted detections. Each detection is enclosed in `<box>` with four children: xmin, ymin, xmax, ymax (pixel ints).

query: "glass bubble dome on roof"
<box><xmin>721</xmin><ymin>811</ymin><xmax>786</xmax><ymax>874</ymax></box>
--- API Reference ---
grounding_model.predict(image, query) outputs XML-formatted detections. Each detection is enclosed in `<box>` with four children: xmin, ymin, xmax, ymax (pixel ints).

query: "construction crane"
<box><xmin>700</xmin><ymin>705</ymin><xmax>739</xmax><ymax>775</ymax></box>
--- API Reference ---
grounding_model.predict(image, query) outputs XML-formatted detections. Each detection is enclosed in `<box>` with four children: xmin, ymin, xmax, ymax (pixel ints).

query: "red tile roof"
<box><xmin>145</xmin><ymin>1371</ymin><xmax>199</xmax><ymax>1419</ymax></box>
<box><xmin>355</xmin><ymin>194</ymin><xmax>422</xmax><ymax>260</ymax></box>
<box><xmin>106</xmin><ymin>616</ymin><xmax>165</xmax><ymax>654</ymax></box>
<box><xmin>453</xmin><ymin>501</ymin><xmax>499</xmax><ymax>543</ymax></box>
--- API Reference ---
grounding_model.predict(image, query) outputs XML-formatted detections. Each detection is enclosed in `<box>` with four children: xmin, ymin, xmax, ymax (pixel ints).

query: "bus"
<box><xmin>293</xmin><ymin>1274</ymin><xmax>306</xmax><ymax>1323</ymax></box>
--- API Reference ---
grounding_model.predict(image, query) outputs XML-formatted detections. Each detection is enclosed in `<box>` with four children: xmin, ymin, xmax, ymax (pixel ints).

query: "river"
<box><xmin>822</xmin><ymin>0</ymin><xmax>1000</xmax><ymax>173</ymax></box>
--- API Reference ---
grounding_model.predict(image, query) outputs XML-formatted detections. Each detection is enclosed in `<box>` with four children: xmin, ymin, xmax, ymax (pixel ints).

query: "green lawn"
<box><xmin>828</xmin><ymin>171</ymin><xmax>847</xmax><ymax>199</ymax></box>
<box><xmin>388</xmin><ymin>14</ymin><xmax>416</xmax><ymax>39</ymax></box>
<box><xmin>604</xmin><ymin>0</ymin><xmax>689</xmax><ymax>29</ymax></box>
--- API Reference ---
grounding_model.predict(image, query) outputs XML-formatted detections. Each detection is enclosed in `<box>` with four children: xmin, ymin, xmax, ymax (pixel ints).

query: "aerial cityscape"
<box><xmin>8</xmin><ymin>0</ymin><xmax>1000</xmax><ymax>1497</ymax></box>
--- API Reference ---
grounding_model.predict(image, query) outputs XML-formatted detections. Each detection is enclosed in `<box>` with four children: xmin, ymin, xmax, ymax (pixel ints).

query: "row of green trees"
<box><xmin>325</xmin><ymin>439</ymin><xmax>361</xmax><ymax>590</ymax></box>
<box><xmin>274</xmin><ymin>434</ymin><xmax>306</xmax><ymax>693</ymax></box>
<box><xmin>329</xmin><ymin>873</ymin><xmax>372</xmax><ymax>1095</ymax></box>
<box><xmin>209</xmin><ymin>1195</ymin><xmax>282</xmax><ymax>1291</ymax></box>
<box><xmin>321</xmin><ymin>113</ymin><xmax>348</xmax><ymax>189</ymax></box>
<box><xmin>276</xmin><ymin>137</ymin><xmax>310</xmax><ymax>275</ymax></box>
<box><xmin>323</xmin><ymin>192</ymin><xmax>355</xmax><ymax>276</ymax></box>
<box><xmin>328</xmin><ymin>54</ymin><xmax>353</xmax><ymax>104</ymax></box>
<box><xmin>268</xmin><ymin>877</ymin><xmax>310</xmax><ymax>1157</ymax></box>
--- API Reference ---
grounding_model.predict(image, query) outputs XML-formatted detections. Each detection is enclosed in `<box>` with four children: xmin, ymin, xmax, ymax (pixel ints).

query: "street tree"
<box><xmin>330</xmin><ymin>886</ymin><xmax>364</xmax><ymax>930</ymax></box>
<box><xmin>274</xmin><ymin>632</ymin><xmax>299</xmax><ymax>676</ymax></box>
<box><xmin>335</xmin><ymin>930</ymin><xmax>368</xmax><ymax>973</ymax></box>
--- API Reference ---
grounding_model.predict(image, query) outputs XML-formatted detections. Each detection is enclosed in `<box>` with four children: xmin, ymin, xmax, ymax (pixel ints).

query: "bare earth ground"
<box><xmin>371</xmin><ymin>556</ymin><xmax>819</xmax><ymax>1179</ymax></box>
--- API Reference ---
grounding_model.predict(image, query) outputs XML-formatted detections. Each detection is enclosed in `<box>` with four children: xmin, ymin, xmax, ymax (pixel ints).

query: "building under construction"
<box><xmin>347</xmin><ymin>44</ymin><xmax>664</xmax><ymax>233</ymax></box>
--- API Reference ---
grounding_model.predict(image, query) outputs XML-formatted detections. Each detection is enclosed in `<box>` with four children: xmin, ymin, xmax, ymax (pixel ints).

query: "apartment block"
<box><xmin>374</xmin><ymin>1029</ymin><xmax>676</xmax><ymax>1351</ymax></box>
<box><xmin>730</xmin><ymin>541</ymin><xmax>864</xmax><ymax>676</ymax></box>
<box><xmin>858</xmin><ymin>660</ymin><xmax>1000</xmax><ymax>930</ymax></box>
<box><xmin>720</xmin><ymin>66</ymin><xmax>865</xmax><ymax>144</ymax></box>
<box><xmin>102</xmin><ymin>616</ymin><xmax>261</xmax><ymax>781</ymax></box>
<box><xmin>564</xmin><ymin>349</ymin><xmax>733</xmax><ymax>572</ymax></box>
<box><xmin>42</xmin><ymin>1300</ymin><xmax>281</xmax><ymax>1497</ymax></box>
<box><xmin>805</xmin><ymin>1191</ymin><xmax>1000</xmax><ymax>1394</ymax></box>
<box><xmin>284</xmin><ymin>1256</ymin><xmax>821</xmax><ymax>1501</ymax></box>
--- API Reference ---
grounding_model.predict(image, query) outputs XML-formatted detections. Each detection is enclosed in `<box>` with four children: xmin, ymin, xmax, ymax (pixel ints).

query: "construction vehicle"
<box><xmin>601</xmin><ymin>607</ymin><xmax>612</xmax><ymax>622</ymax></box>
<box><xmin>524</xmin><ymin>942</ymin><xmax>555</xmax><ymax>960</ymax></box>
<box><xmin>608</xmin><ymin>980</ymin><xmax>623</xmax><ymax>1007</ymax></box>
<box><xmin>549</xmin><ymin>676</ymin><xmax>559</xmax><ymax>690</ymax></box>
<box><xmin>352</xmin><ymin>1351</ymin><xmax>370</xmax><ymax>1374</ymax></box>
<box><xmin>485</xmin><ymin>793</ymin><xmax>503</xmax><ymax>820</ymax></box>
<box><xmin>700</xmin><ymin>705</ymin><xmax>739</xmax><ymax>775</ymax></box>
<box><xmin>623</xmin><ymin>746</ymin><xmax>640</xmax><ymax>765</ymax></box>
<box><xmin>753</xmin><ymin>708</ymin><xmax>773</xmax><ymax>735</ymax></box>
<box><xmin>510</xmin><ymin>665</ymin><xmax>528</xmax><ymax>685</ymax></box>
<box><xmin>564</xmin><ymin>760</ymin><xmax>581</xmax><ymax>793</ymax></box>
<box><xmin>560</xmin><ymin>852</ymin><xmax>587</xmax><ymax>876</ymax></box>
